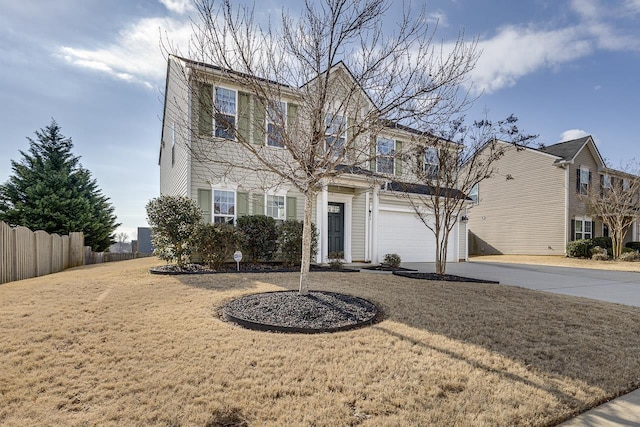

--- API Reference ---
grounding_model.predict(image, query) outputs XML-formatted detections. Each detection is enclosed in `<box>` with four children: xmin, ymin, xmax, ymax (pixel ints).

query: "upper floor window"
<box><xmin>213</xmin><ymin>189</ymin><xmax>235</xmax><ymax>224</ymax></box>
<box><xmin>214</xmin><ymin>87</ymin><xmax>236</xmax><ymax>139</ymax></box>
<box><xmin>376</xmin><ymin>137</ymin><xmax>395</xmax><ymax>174</ymax></box>
<box><xmin>623</xmin><ymin>178</ymin><xmax>630</xmax><ymax>191</ymax></box>
<box><xmin>325</xmin><ymin>114</ymin><xmax>346</xmax><ymax>156</ymax></box>
<box><xmin>578</xmin><ymin>166</ymin><xmax>590</xmax><ymax>195</ymax></box>
<box><xmin>424</xmin><ymin>147</ymin><xmax>439</xmax><ymax>180</ymax></box>
<box><xmin>267</xmin><ymin>101</ymin><xmax>286</xmax><ymax>148</ymax></box>
<box><xmin>469</xmin><ymin>183</ymin><xmax>479</xmax><ymax>205</ymax></box>
<box><xmin>266</xmin><ymin>194</ymin><xmax>285</xmax><ymax>220</ymax></box>
<box><xmin>602</xmin><ymin>174</ymin><xmax>612</xmax><ymax>190</ymax></box>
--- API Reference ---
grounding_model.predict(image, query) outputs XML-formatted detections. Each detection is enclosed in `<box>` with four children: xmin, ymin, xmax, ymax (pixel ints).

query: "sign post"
<box><xmin>233</xmin><ymin>251</ymin><xmax>243</xmax><ymax>272</ymax></box>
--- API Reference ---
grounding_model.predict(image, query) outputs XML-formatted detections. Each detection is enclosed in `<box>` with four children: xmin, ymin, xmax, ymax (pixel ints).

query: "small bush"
<box><xmin>278</xmin><ymin>220</ymin><xmax>319</xmax><ymax>267</ymax></box>
<box><xmin>236</xmin><ymin>215</ymin><xmax>278</xmax><ymax>262</ymax></box>
<box><xmin>591</xmin><ymin>246</ymin><xmax>609</xmax><ymax>261</ymax></box>
<box><xmin>383</xmin><ymin>253</ymin><xmax>402</xmax><ymax>268</ymax></box>
<box><xmin>146</xmin><ymin>195</ymin><xmax>202</xmax><ymax>267</ymax></box>
<box><xmin>329</xmin><ymin>259</ymin><xmax>345</xmax><ymax>270</ymax></box>
<box><xmin>591</xmin><ymin>236</ymin><xmax>612</xmax><ymax>250</ymax></box>
<box><xmin>192</xmin><ymin>223</ymin><xmax>238</xmax><ymax>269</ymax></box>
<box><xmin>622</xmin><ymin>247</ymin><xmax>635</xmax><ymax>254</ymax></box>
<box><xmin>626</xmin><ymin>242</ymin><xmax>640</xmax><ymax>252</ymax></box>
<box><xmin>620</xmin><ymin>251</ymin><xmax>640</xmax><ymax>261</ymax></box>
<box><xmin>566</xmin><ymin>239</ymin><xmax>594</xmax><ymax>258</ymax></box>
<box><xmin>328</xmin><ymin>251</ymin><xmax>344</xmax><ymax>259</ymax></box>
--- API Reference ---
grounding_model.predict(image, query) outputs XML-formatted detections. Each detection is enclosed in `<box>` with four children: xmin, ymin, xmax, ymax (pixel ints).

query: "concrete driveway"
<box><xmin>402</xmin><ymin>261</ymin><xmax>640</xmax><ymax>307</ymax></box>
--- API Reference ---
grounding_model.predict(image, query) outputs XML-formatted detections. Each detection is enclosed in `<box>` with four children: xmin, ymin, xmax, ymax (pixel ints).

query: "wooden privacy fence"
<box><xmin>84</xmin><ymin>248</ymin><xmax>150</xmax><ymax>265</ymax></box>
<box><xmin>0</xmin><ymin>220</ymin><xmax>84</xmax><ymax>285</ymax></box>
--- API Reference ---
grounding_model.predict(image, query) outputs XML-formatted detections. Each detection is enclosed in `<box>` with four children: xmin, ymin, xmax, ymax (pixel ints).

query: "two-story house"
<box><xmin>468</xmin><ymin>136</ymin><xmax>639</xmax><ymax>255</ymax></box>
<box><xmin>159</xmin><ymin>55</ymin><xmax>469</xmax><ymax>264</ymax></box>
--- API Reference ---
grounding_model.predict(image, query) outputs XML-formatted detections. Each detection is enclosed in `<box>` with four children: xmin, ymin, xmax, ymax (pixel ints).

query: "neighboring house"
<box><xmin>468</xmin><ymin>136</ymin><xmax>639</xmax><ymax>255</ymax></box>
<box><xmin>158</xmin><ymin>55</ymin><xmax>469</xmax><ymax>263</ymax></box>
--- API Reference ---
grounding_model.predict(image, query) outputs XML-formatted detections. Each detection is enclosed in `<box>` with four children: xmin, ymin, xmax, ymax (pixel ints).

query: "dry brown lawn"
<box><xmin>2</xmin><ymin>258</ymin><xmax>640</xmax><ymax>426</ymax></box>
<box><xmin>472</xmin><ymin>254</ymin><xmax>640</xmax><ymax>272</ymax></box>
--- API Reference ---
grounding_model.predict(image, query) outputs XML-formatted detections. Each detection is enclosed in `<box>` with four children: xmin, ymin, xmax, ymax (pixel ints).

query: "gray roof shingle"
<box><xmin>540</xmin><ymin>136</ymin><xmax>590</xmax><ymax>161</ymax></box>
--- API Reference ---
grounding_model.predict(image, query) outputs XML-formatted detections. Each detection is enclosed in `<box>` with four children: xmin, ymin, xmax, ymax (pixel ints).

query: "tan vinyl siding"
<box><xmin>351</xmin><ymin>191</ymin><xmax>367</xmax><ymax>261</ymax></box>
<box><xmin>467</xmin><ymin>144</ymin><xmax>566</xmax><ymax>255</ymax></box>
<box><xmin>567</xmin><ymin>146</ymin><xmax>602</xmax><ymax>239</ymax></box>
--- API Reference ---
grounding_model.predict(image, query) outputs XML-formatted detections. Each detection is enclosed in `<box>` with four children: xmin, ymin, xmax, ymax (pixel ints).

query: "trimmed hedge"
<box><xmin>278</xmin><ymin>220</ymin><xmax>318</xmax><ymax>267</ymax></box>
<box><xmin>192</xmin><ymin>223</ymin><xmax>238</xmax><ymax>269</ymax></box>
<box><xmin>237</xmin><ymin>215</ymin><xmax>279</xmax><ymax>262</ymax></box>
<box><xmin>566</xmin><ymin>239</ymin><xmax>594</xmax><ymax>258</ymax></box>
<box><xmin>626</xmin><ymin>242</ymin><xmax>640</xmax><ymax>252</ymax></box>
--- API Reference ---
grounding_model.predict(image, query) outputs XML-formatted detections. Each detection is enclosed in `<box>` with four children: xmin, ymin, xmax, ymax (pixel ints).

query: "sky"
<box><xmin>0</xmin><ymin>0</ymin><xmax>639</xmax><ymax>241</ymax></box>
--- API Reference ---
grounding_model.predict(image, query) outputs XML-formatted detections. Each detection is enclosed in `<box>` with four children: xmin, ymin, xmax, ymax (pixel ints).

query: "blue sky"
<box><xmin>1</xmin><ymin>0</ymin><xmax>639</xmax><ymax>240</ymax></box>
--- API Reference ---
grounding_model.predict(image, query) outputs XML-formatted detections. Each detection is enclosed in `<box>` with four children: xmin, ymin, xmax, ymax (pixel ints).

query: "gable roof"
<box><xmin>539</xmin><ymin>135</ymin><xmax>605</xmax><ymax>168</ymax></box>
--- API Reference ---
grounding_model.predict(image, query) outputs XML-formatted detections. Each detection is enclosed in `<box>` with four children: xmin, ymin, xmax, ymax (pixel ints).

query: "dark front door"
<box><xmin>327</xmin><ymin>202</ymin><xmax>345</xmax><ymax>256</ymax></box>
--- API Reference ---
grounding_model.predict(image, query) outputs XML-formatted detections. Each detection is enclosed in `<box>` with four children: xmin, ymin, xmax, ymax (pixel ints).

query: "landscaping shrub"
<box><xmin>278</xmin><ymin>220</ymin><xmax>318</xmax><ymax>267</ymax></box>
<box><xmin>620</xmin><ymin>251</ymin><xmax>640</xmax><ymax>262</ymax></box>
<box><xmin>591</xmin><ymin>236</ymin><xmax>612</xmax><ymax>250</ymax></box>
<box><xmin>192</xmin><ymin>223</ymin><xmax>238</xmax><ymax>269</ymax></box>
<box><xmin>626</xmin><ymin>242</ymin><xmax>640</xmax><ymax>252</ymax></box>
<box><xmin>566</xmin><ymin>239</ymin><xmax>593</xmax><ymax>258</ymax></box>
<box><xmin>383</xmin><ymin>253</ymin><xmax>402</xmax><ymax>268</ymax></box>
<box><xmin>236</xmin><ymin>215</ymin><xmax>278</xmax><ymax>262</ymax></box>
<box><xmin>590</xmin><ymin>246</ymin><xmax>609</xmax><ymax>261</ymax></box>
<box><xmin>329</xmin><ymin>259</ymin><xmax>345</xmax><ymax>270</ymax></box>
<box><xmin>146</xmin><ymin>195</ymin><xmax>202</xmax><ymax>267</ymax></box>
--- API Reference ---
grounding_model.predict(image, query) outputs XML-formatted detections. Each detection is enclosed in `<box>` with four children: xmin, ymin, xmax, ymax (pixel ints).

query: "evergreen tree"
<box><xmin>0</xmin><ymin>119</ymin><xmax>119</xmax><ymax>251</ymax></box>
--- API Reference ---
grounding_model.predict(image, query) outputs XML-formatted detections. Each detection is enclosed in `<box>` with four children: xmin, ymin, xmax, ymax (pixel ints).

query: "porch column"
<box><xmin>371</xmin><ymin>185</ymin><xmax>380</xmax><ymax>264</ymax></box>
<box><xmin>321</xmin><ymin>185</ymin><xmax>329</xmax><ymax>263</ymax></box>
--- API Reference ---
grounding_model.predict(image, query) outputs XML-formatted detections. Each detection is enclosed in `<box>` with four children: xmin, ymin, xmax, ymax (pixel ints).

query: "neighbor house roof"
<box><xmin>384</xmin><ymin>181</ymin><xmax>472</xmax><ymax>200</ymax></box>
<box><xmin>540</xmin><ymin>136</ymin><xmax>591</xmax><ymax>162</ymax></box>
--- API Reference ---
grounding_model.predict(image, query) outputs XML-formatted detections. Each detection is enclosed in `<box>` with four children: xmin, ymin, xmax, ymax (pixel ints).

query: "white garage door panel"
<box><xmin>378</xmin><ymin>209</ymin><xmax>456</xmax><ymax>262</ymax></box>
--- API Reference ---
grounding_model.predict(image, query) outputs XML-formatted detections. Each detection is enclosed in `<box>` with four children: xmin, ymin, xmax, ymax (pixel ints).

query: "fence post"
<box><xmin>68</xmin><ymin>232</ymin><xmax>84</xmax><ymax>267</ymax></box>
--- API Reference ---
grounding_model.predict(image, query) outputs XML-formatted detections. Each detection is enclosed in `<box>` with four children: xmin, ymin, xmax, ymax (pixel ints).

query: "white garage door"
<box><xmin>378</xmin><ymin>208</ymin><xmax>456</xmax><ymax>263</ymax></box>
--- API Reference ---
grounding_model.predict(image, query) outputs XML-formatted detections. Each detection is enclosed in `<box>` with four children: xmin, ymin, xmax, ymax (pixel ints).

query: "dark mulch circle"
<box><xmin>392</xmin><ymin>271</ymin><xmax>499</xmax><ymax>284</ymax></box>
<box><xmin>221</xmin><ymin>290</ymin><xmax>380</xmax><ymax>334</ymax></box>
<box><xmin>361</xmin><ymin>265</ymin><xmax>417</xmax><ymax>272</ymax></box>
<box><xmin>149</xmin><ymin>263</ymin><xmax>359</xmax><ymax>275</ymax></box>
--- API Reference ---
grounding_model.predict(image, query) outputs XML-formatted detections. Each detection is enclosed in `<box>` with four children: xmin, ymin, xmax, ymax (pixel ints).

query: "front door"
<box><xmin>327</xmin><ymin>202</ymin><xmax>345</xmax><ymax>256</ymax></box>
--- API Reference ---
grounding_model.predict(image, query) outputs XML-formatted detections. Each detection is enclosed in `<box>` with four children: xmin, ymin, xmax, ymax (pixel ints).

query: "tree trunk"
<box><xmin>436</xmin><ymin>228</ymin><xmax>450</xmax><ymax>275</ymax></box>
<box><xmin>299</xmin><ymin>191</ymin><xmax>314</xmax><ymax>295</ymax></box>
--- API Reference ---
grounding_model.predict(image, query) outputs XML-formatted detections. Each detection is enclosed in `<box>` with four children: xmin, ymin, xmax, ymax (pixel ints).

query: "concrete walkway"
<box><xmin>397</xmin><ymin>260</ymin><xmax>640</xmax><ymax>426</ymax></box>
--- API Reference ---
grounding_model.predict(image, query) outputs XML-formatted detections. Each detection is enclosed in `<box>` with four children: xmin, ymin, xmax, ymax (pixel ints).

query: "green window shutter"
<box><xmin>237</xmin><ymin>191</ymin><xmax>248</xmax><ymax>217</ymax></box>
<box><xmin>286</xmin><ymin>196</ymin><xmax>297</xmax><ymax>220</ymax></box>
<box><xmin>370</xmin><ymin>137</ymin><xmax>377</xmax><ymax>172</ymax></box>
<box><xmin>570</xmin><ymin>220</ymin><xmax>575</xmax><ymax>241</ymax></box>
<box><xmin>238</xmin><ymin>92</ymin><xmax>250</xmax><ymax>143</ymax></box>
<box><xmin>287</xmin><ymin>103</ymin><xmax>298</xmax><ymax>135</ymax></box>
<box><xmin>252</xmin><ymin>193</ymin><xmax>264</xmax><ymax>215</ymax></box>
<box><xmin>346</xmin><ymin>118</ymin><xmax>355</xmax><ymax>161</ymax></box>
<box><xmin>252</xmin><ymin>98</ymin><xmax>266</xmax><ymax>145</ymax></box>
<box><xmin>395</xmin><ymin>140</ymin><xmax>403</xmax><ymax>176</ymax></box>
<box><xmin>198</xmin><ymin>189</ymin><xmax>212</xmax><ymax>223</ymax></box>
<box><xmin>198</xmin><ymin>83</ymin><xmax>213</xmax><ymax>137</ymax></box>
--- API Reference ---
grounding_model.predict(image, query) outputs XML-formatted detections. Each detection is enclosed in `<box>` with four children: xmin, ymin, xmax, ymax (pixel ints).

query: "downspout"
<box><xmin>365</xmin><ymin>191</ymin><xmax>370</xmax><ymax>262</ymax></box>
<box><xmin>564</xmin><ymin>166</ymin><xmax>569</xmax><ymax>254</ymax></box>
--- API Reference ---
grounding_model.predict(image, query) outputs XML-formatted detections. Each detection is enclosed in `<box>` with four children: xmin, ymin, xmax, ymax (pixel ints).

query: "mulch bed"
<box><xmin>221</xmin><ymin>290</ymin><xmax>380</xmax><ymax>333</ymax></box>
<box><xmin>392</xmin><ymin>271</ymin><xmax>499</xmax><ymax>284</ymax></box>
<box><xmin>149</xmin><ymin>263</ymin><xmax>359</xmax><ymax>275</ymax></box>
<box><xmin>361</xmin><ymin>265</ymin><xmax>417</xmax><ymax>272</ymax></box>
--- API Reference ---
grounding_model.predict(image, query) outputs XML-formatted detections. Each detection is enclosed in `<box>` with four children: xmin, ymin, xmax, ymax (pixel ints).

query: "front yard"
<box><xmin>2</xmin><ymin>258</ymin><xmax>640</xmax><ymax>426</ymax></box>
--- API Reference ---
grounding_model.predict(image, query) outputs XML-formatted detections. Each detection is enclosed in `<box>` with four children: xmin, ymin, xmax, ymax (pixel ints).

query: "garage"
<box><xmin>377</xmin><ymin>206</ymin><xmax>457</xmax><ymax>262</ymax></box>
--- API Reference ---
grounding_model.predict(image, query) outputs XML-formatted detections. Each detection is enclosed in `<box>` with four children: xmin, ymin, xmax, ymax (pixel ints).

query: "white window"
<box><xmin>469</xmin><ymin>183</ymin><xmax>479</xmax><ymax>205</ymax></box>
<box><xmin>623</xmin><ymin>178</ymin><xmax>630</xmax><ymax>191</ymax></box>
<box><xmin>575</xmin><ymin>217</ymin><xmax>592</xmax><ymax>240</ymax></box>
<box><xmin>214</xmin><ymin>87</ymin><xmax>236</xmax><ymax>139</ymax></box>
<box><xmin>603</xmin><ymin>174</ymin><xmax>611</xmax><ymax>189</ymax></box>
<box><xmin>376</xmin><ymin>137</ymin><xmax>395</xmax><ymax>174</ymax></box>
<box><xmin>265</xmin><ymin>194</ymin><xmax>285</xmax><ymax>220</ymax></box>
<box><xmin>213</xmin><ymin>189</ymin><xmax>236</xmax><ymax>224</ymax></box>
<box><xmin>579</xmin><ymin>167</ymin><xmax>590</xmax><ymax>195</ymax></box>
<box><xmin>267</xmin><ymin>101</ymin><xmax>286</xmax><ymax>148</ymax></box>
<box><xmin>325</xmin><ymin>113</ymin><xmax>346</xmax><ymax>156</ymax></box>
<box><xmin>424</xmin><ymin>147</ymin><xmax>439</xmax><ymax>179</ymax></box>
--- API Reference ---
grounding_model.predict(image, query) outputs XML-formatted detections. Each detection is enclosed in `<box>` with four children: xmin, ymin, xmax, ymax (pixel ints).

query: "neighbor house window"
<box><xmin>574</xmin><ymin>217</ymin><xmax>592</xmax><ymax>240</ymax></box>
<box><xmin>578</xmin><ymin>166</ymin><xmax>590</xmax><ymax>195</ymax></box>
<box><xmin>267</xmin><ymin>101</ymin><xmax>286</xmax><ymax>148</ymax></box>
<box><xmin>623</xmin><ymin>178</ymin><xmax>630</xmax><ymax>191</ymax></box>
<box><xmin>469</xmin><ymin>183</ymin><xmax>479</xmax><ymax>205</ymax></box>
<box><xmin>213</xmin><ymin>189</ymin><xmax>236</xmax><ymax>224</ymax></box>
<box><xmin>325</xmin><ymin>113</ymin><xmax>346</xmax><ymax>156</ymax></box>
<box><xmin>265</xmin><ymin>194</ymin><xmax>285</xmax><ymax>220</ymax></box>
<box><xmin>376</xmin><ymin>137</ymin><xmax>395</xmax><ymax>174</ymax></box>
<box><xmin>424</xmin><ymin>147</ymin><xmax>439</xmax><ymax>180</ymax></box>
<box><xmin>214</xmin><ymin>87</ymin><xmax>236</xmax><ymax>139</ymax></box>
<box><xmin>602</xmin><ymin>174</ymin><xmax>612</xmax><ymax>191</ymax></box>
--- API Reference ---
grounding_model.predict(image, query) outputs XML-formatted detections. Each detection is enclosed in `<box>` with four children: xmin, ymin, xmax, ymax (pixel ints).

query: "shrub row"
<box><xmin>566</xmin><ymin>237</ymin><xmax>613</xmax><ymax>258</ymax></box>
<box><xmin>193</xmin><ymin>216</ymin><xmax>319</xmax><ymax>269</ymax></box>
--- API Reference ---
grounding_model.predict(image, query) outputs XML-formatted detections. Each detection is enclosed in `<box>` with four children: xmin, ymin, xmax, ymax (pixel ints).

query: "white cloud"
<box><xmin>426</xmin><ymin>10</ymin><xmax>448</xmax><ymax>28</ymax></box>
<box><xmin>559</xmin><ymin>129</ymin><xmax>591</xmax><ymax>142</ymax></box>
<box><xmin>469</xmin><ymin>25</ymin><xmax>592</xmax><ymax>94</ymax></box>
<box><xmin>159</xmin><ymin>0</ymin><xmax>194</xmax><ymax>15</ymax></box>
<box><xmin>57</xmin><ymin>17</ymin><xmax>192</xmax><ymax>88</ymax></box>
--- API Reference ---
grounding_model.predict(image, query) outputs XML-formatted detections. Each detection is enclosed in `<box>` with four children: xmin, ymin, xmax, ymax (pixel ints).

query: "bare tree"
<box><xmin>117</xmin><ymin>232</ymin><xmax>129</xmax><ymax>253</ymax></box>
<box><xmin>395</xmin><ymin>115</ymin><xmax>536</xmax><ymax>274</ymax></box>
<box><xmin>581</xmin><ymin>165</ymin><xmax>640</xmax><ymax>259</ymax></box>
<box><xmin>166</xmin><ymin>0</ymin><xmax>480</xmax><ymax>293</ymax></box>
